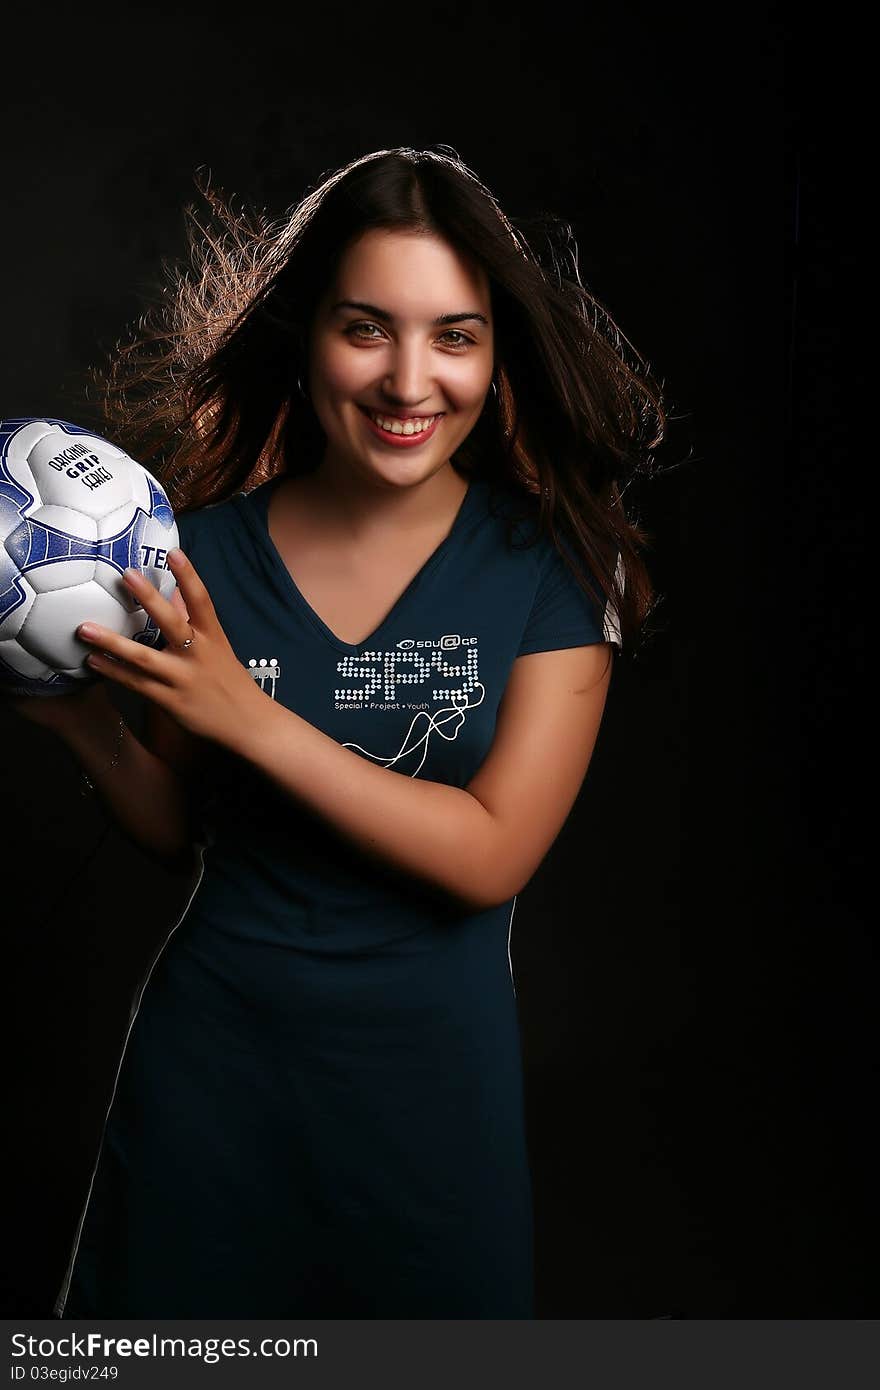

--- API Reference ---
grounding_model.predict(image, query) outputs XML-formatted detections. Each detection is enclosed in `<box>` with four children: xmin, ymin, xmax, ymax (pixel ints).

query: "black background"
<box><xmin>2</xmin><ymin>2</ymin><xmax>866</xmax><ymax>1320</ymax></box>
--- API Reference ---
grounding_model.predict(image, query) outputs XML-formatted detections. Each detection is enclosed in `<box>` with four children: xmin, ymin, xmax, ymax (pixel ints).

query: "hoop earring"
<box><xmin>296</xmin><ymin>373</ymin><xmax>310</xmax><ymax>402</ymax></box>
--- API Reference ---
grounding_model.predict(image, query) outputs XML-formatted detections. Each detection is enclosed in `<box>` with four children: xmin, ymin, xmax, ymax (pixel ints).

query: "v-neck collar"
<box><xmin>235</xmin><ymin>472</ymin><xmax>483</xmax><ymax>655</ymax></box>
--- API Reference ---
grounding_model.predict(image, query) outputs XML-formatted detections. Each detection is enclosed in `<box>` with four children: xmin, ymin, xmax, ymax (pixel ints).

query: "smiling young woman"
<box><xmin>47</xmin><ymin>145</ymin><xmax>666</xmax><ymax>1320</ymax></box>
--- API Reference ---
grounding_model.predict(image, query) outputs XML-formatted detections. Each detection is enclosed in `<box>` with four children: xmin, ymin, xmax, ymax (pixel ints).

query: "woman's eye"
<box><xmin>346</xmin><ymin>323</ymin><xmax>474</xmax><ymax>348</ymax></box>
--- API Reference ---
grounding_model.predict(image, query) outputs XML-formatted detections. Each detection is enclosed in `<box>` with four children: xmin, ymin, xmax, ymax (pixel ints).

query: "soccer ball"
<box><xmin>0</xmin><ymin>416</ymin><xmax>179</xmax><ymax>698</ymax></box>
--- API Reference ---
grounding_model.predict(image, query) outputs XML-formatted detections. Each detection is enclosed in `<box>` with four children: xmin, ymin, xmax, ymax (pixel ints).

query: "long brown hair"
<box><xmin>88</xmin><ymin>145</ymin><xmax>666</xmax><ymax>651</ymax></box>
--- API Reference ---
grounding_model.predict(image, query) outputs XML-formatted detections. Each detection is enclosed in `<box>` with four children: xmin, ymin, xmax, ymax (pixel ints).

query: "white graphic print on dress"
<box><xmin>247</xmin><ymin>657</ymin><xmax>281</xmax><ymax>698</ymax></box>
<box><xmin>337</xmin><ymin>636</ymin><xmax>485</xmax><ymax>778</ymax></box>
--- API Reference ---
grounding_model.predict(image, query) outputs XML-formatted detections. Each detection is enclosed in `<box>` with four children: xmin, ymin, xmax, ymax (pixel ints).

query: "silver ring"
<box><xmin>179</xmin><ymin>625</ymin><xmax>196</xmax><ymax>650</ymax></box>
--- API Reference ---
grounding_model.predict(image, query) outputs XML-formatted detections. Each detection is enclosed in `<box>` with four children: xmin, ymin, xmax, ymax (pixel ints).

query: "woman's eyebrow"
<box><xmin>332</xmin><ymin>299</ymin><xmax>490</xmax><ymax>327</ymax></box>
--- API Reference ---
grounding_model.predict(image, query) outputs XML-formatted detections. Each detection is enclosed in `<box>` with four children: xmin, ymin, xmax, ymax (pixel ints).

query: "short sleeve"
<box><xmin>516</xmin><ymin>539</ymin><xmax>623</xmax><ymax>656</ymax></box>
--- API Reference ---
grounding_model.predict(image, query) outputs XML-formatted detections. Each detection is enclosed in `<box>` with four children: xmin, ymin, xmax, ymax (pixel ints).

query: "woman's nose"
<box><xmin>380</xmin><ymin>350</ymin><xmax>434</xmax><ymax>404</ymax></box>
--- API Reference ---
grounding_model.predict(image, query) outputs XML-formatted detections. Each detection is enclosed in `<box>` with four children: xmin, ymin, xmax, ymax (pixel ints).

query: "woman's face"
<box><xmin>306</xmin><ymin>228</ymin><xmax>494</xmax><ymax>490</ymax></box>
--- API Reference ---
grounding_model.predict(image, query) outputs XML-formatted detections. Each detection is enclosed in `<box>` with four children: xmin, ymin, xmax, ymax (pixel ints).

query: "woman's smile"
<box><xmin>356</xmin><ymin>403</ymin><xmax>444</xmax><ymax>447</ymax></box>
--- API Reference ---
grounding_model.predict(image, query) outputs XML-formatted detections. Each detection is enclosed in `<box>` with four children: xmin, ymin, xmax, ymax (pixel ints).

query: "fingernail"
<box><xmin>123</xmin><ymin>567</ymin><xmax>140</xmax><ymax>583</ymax></box>
<box><xmin>78</xmin><ymin>623</ymin><xmax>98</xmax><ymax>638</ymax></box>
<box><xmin>168</xmin><ymin>548</ymin><xmax>184</xmax><ymax>563</ymax></box>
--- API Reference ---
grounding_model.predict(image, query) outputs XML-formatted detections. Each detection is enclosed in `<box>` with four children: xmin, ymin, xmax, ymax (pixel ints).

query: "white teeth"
<box><xmin>368</xmin><ymin>410</ymin><xmax>437</xmax><ymax>436</ymax></box>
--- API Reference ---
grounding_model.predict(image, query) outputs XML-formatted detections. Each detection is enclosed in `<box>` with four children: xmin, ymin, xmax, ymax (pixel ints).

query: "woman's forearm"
<box><xmin>225</xmin><ymin>699</ymin><xmax>500</xmax><ymax>912</ymax></box>
<box><xmin>63</xmin><ymin>714</ymin><xmax>201</xmax><ymax>873</ymax></box>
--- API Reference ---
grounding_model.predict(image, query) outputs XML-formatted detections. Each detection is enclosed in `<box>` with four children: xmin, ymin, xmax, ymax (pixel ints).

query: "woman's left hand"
<box><xmin>75</xmin><ymin>548</ymin><xmax>264</xmax><ymax>746</ymax></box>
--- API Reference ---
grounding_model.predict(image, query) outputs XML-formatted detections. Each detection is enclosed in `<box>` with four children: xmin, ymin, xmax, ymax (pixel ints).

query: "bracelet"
<box><xmin>80</xmin><ymin>715</ymin><xmax>127</xmax><ymax>797</ymax></box>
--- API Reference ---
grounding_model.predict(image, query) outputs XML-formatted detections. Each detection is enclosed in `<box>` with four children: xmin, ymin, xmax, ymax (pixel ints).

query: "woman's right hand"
<box><xmin>3</xmin><ymin>675</ymin><xmax>117</xmax><ymax>741</ymax></box>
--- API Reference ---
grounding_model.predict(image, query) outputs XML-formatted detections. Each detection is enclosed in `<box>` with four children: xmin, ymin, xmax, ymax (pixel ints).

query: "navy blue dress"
<box><xmin>54</xmin><ymin>472</ymin><xmax>620</xmax><ymax>1319</ymax></box>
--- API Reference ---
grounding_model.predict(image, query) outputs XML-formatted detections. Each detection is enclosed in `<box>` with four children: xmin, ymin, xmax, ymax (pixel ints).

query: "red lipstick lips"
<box><xmin>358</xmin><ymin>406</ymin><xmax>443</xmax><ymax>448</ymax></box>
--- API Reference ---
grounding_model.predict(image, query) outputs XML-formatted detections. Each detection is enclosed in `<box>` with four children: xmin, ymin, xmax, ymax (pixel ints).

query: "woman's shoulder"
<box><xmin>172</xmin><ymin>488</ymin><xmax>244</xmax><ymax>545</ymax></box>
<box><xmin>481</xmin><ymin>475</ymin><xmax>556</xmax><ymax>571</ymax></box>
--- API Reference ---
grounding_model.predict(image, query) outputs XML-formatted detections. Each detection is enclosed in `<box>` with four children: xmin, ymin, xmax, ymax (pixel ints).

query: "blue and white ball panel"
<box><xmin>0</xmin><ymin>416</ymin><xmax>179</xmax><ymax>696</ymax></box>
<box><xmin>25</xmin><ymin>427</ymin><xmax>130</xmax><ymax>517</ymax></box>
